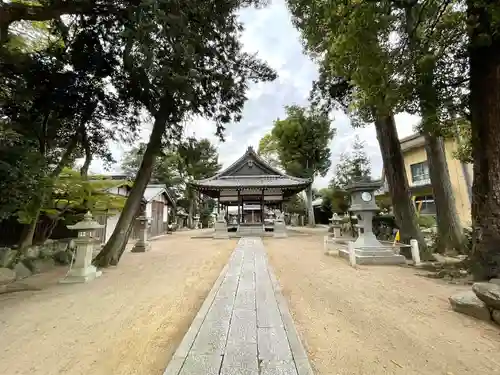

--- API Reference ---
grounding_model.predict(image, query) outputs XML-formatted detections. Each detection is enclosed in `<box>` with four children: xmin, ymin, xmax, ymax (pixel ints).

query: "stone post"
<box><xmin>410</xmin><ymin>239</ymin><xmax>421</xmax><ymax>266</ymax></box>
<box><xmin>131</xmin><ymin>215</ymin><xmax>151</xmax><ymax>253</ymax></box>
<box><xmin>60</xmin><ymin>212</ymin><xmax>103</xmax><ymax>284</ymax></box>
<box><xmin>348</xmin><ymin>241</ymin><xmax>356</xmax><ymax>268</ymax></box>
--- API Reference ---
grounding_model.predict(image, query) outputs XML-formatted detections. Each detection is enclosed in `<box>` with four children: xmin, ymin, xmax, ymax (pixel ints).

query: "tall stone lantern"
<box><xmin>338</xmin><ymin>179</ymin><xmax>406</xmax><ymax>265</ymax></box>
<box><xmin>60</xmin><ymin>211</ymin><xmax>103</xmax><ymax>283</ymax></box>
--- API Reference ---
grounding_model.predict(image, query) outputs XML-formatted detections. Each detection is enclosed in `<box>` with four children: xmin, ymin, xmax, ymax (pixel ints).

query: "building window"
<box><xmin>414</xmin><ymin>195</ymin><xmax>436</xmax><ymax>215</ymax></box>
<box><xmin>410</xmin><ymin>161</ymin><xmax>430</xmax><ymax>183</ymax></box>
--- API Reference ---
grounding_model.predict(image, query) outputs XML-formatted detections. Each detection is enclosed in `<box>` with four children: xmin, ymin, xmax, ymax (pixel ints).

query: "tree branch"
<box><xmin>0</xmin><ymin>0</ymin><xmax>118</xmax><ymax>44</ymax></box>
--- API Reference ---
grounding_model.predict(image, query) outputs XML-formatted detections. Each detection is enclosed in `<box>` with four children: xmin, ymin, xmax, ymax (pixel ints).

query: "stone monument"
<box><xmin>60</xmin><ymin>211</ymin><xmax>103</xmax><ymax>283</ymax></box>
<box><xmin>131</xmin><ymin>215</ymin><xmax>151</xmax><ymax>253</ymax></box>
<box><xmin>273</xmin><ymin>211</ymin><xmax>287</xmax><ymax>238</ymax></box>
<box><xmin>214</xmin><ymin>209</ymin><xmax>229</xmax><ymax>239</ymax></box>
<box><xmin>329</xmin><ymin>213</ymin><xmax>343</xmax><ymax>238</ymax></box>
<box><xmin>338</xmin><ymin>179</ymin><xmax>406</xmax><ymax>265</ymax></box>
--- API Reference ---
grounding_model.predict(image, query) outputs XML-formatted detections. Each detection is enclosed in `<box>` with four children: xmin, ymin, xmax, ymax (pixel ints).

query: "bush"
<box><xmin>418</xmin><ymin>215</ymin><xmax>436</xmax><ymax>228</ymax></box>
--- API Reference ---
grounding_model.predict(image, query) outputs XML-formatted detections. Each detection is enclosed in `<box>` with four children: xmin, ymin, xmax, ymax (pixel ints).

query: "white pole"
<box><xmin>410</xmin><ymin>239</ymin><xmax>421</xmax><ymax>266</ymax></box>
<box><xmin>348</xmin><ymin>241</ymin><xmax>356</xmax><ymax>268</ymax></box>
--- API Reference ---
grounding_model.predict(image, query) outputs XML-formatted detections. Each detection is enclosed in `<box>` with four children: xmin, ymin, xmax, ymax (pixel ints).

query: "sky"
<box><xmin>85</xmin><ymin>0</ymin><xmax>421</xmax><ymax>189</ymax></box>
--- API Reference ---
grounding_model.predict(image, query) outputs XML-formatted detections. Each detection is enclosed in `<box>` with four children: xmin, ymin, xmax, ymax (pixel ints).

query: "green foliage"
<box><xmin>418</xmin><ymin>215</ymin><xmax>437</xmax><ymax>229</ymax></box>
<box><xmin>270</xmin><ymin>105</ymin><xmax>335</xmax><ymax>179</ymax></box>
<box><xmin>330</xmin><ymin>136</ymin><xmax>371</xmax><ymax>189</ymax></box>
<box><xmin>283</xmin><ymin>194</ymin><xmax>306</xmax><ymax>215</ymax></box>
<box><xmin>122</xmin><ymin>143</ymin><xmax>184</xmax><ymax>197</ymax></box>
<box><xmin>257</xmin><ymin>133</ymin><xmax>281</xmax><ymax>168</ymax></box>
<box><xmin>16</xmin><ymin>168</ymin><xmax>127</xmax><ymax>224</ymax></box>
<box><xmin>319</xmin><ymin>187</ymin><xmax>349</xmax><ymax>214</ymax></box>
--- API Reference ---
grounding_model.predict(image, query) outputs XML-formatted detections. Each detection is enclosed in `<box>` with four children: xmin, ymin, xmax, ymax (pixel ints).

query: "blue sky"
<box><xmin>86</xmin><ymin>0</ymin><xmax>420</xmax><ymax>188</ymax></box>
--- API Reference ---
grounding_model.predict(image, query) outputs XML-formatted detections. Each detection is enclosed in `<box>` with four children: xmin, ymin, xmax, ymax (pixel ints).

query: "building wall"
<box><xmin>402</xmin><ymin>137</ymin><xmax>472</xmax><ymax>226</ymax></box>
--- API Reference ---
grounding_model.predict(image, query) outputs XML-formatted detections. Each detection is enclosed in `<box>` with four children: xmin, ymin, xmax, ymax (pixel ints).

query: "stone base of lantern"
<box><xmin>213</xmin><ymin>220</ymin><xmax>229</xmax><ymax>239</ymax></box>
<box><xmin>131</xmin><ymin>241</ymin><xmax>151</xmax><ymax>253</ymax></box>
<box><xmin>338</xmin><ymin>246</ymin><xmax>406</xmax><ymax>265</ymax></box>
<box><xmin>273</xmin><ymin>220</ymin><xmax>287</xmax><ymax>238</ymax></box>
<box><xmin>60</xmin><ymin>265</ymin><xmax>102</xmax><ymax>284</ymax></box>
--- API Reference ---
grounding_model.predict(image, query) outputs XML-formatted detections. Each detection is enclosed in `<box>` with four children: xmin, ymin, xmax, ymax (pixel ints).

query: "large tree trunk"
<box><xmin>423</xmin><ymin>135</ymin><xmax>465</xmax><ymax>253</ymax></box>
<box><xmin>306</xmin><ymin>184</ymin><xmax>315</xmax><ymax>226</ymax></box>
<box><xmin>402</xmin><ymin>3</ymin><xmax>465</xmax><ymax>253</ymax></box>
<box><xmin>93</xmin><ymin>112</ymin><xmax>167</xmax><ymax>268</ymax></box>
<box><xmin>374</xmin><ymin>112</ymin><xmax>427</xmax><ymax>253</ymax></box>
<box><xmin>467</xmin><ymin>0</ymin><xmax>500</xmax><ymax>280</ymax></box>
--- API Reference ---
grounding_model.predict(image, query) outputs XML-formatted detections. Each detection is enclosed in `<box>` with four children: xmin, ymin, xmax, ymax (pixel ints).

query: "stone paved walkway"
<box><xmin>163</xmin><ymin>237</ymin><xmax>313</xmax><ymax>375</ymax></box>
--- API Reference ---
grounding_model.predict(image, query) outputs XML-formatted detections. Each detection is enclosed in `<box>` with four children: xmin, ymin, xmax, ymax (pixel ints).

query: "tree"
<box><xmin>18</xmin><ymin>168</ymin><xmax>128</xmax><ymax>244</ymax></box>
<box><xmin>330</xmin><ymin>136</ymin><xmax>371</xmax><ymax>189</ymax></box>
<box><xmin>269</xmin><ymin>105</ymin><xmax>334</xmax><ymax>226</ymax></box>
<box><xmin>324</xmin><ymin>136</ymin><xmax>372</xmax><ymax>216</ymax></box>
<box><xmin>122</xmin><ymin>143</ymin><xmax>184</xmax><ymax>197</ymax></box>
<box><xmin>287</xmin><ymin>0</ymin><xmax>427</xmax><ymax>251</ymax></box>
<box><xmin>93</xmin><ymin>0</ymin><xmax>276</xmax><ymax>267</ymax></box>
<box><xmin>0</xmin><ymin>17</ymin><xmax>139</xmax><ymax>250</ymax></box>
<box><xmin>467</xmin><ymin>0</ymin><xmax>500</xmax><ymax>279</ymax></box>
<box><xmin>258</xmin><ymin>133</ymin><xmax>281</xmax><ymax>169</ymax></box>
<box><xmin>392</xmin><ymin>0</ymin><xmax>466</xmax><ymax>253</ymax></box>
<box><xmin>177</xmin><ymin>137</ymin><xmax>221</xmax><ymax>228</ymax></box>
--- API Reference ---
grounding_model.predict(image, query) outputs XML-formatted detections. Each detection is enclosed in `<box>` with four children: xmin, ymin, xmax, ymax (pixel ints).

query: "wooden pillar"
<box><xmin>217</xmin><ymin>197</ymin><xmax>220</xmax><ymax>213</ymax></box>
<box><xmin>237</xmin><ymin>190</ymin><xmax>241</xmax><ymax>225</ymax></box>
<box><xmin>261</xmin><ymin>189</ymin><xmax>264</xmax><ymax>223</ymax></box>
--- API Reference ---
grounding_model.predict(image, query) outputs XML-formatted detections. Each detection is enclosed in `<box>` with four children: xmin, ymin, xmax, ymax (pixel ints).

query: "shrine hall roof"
<box><xmin>190</xmin><ymin>146</ymin><xmax>311</xmax><ymax>191</ymax></box>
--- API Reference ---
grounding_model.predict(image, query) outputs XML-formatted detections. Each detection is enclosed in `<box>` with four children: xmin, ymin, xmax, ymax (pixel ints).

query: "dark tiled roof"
<box><xmin>191</xmin><ymin>175</ymin><xmax>310</xmax><ymax>189</ymax></box>
<box><xmin>191</xmin><ymin>146</ymin><xmax>311</xmax><ymax>190</ymax></box>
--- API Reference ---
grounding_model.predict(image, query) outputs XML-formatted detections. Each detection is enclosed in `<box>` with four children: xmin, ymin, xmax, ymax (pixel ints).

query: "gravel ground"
<box><xmin>264</xmin><ymin>234</ymin><xmax>500</xmax><ymax>375</ymax></box>
<box><xmin>0</xmin><ymin>231</ymin><xmax>236</xmax><ymax>375</ymax></box>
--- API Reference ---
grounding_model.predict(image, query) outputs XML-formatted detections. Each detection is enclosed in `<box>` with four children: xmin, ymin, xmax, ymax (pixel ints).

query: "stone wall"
<box><xmin>0</xmin><ymin>238</ymin><xmax>76</xmax><ymax>284</ymax></box>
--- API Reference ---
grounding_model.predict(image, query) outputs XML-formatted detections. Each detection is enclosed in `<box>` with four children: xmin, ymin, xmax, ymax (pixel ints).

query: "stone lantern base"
<box><xmin>60</xmin><ymin>265</ymin><xmax>102</xmax><ymax>284</ymax></box>
<box><xmin>273</xmin><ymin>219</ymin><xmax>287</xmax><ymax>238</ymax></box>
<box><xmin>213</xmin><ymin>219</ymin><xmax>229</xmax><ymax>239</ymax></box>
<box><xmin>338</xmin><ymin>236</ymin><xmax>406</xmax><ymax>265</ymax></box>
<box><xmin>131</xmin><ymin>240</ymin><xmax>151</xmax><ymax>253</ymax></box>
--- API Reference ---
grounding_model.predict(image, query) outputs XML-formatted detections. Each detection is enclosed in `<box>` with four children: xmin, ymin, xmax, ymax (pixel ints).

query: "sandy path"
<box><xmin>0</xmin><ymin>232</ymin><xmax>236</xmax><ymax>375</ymax></box>
<box><xmin>264</xmin><ymin>235</ymin><xmax>500</xmax><ymax>375</ymax></box>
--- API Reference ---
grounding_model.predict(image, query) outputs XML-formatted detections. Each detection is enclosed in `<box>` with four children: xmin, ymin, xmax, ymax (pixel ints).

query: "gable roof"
<box><xmin>190</xmin><ymin>146</ymin><xmax>311</xmax><ymax>192</ymax></box>
<box><xmin>142</xmin><ymin>184</ymin><xmax>176</xmax><ymax>207</ymax></box>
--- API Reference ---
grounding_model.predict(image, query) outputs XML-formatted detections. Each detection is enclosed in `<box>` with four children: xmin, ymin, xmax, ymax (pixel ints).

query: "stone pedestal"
<box><xmin>131</xmin><ymin>216</ymin><xmax>151</xmax><ymax>253</ymax></box>
<box><xmin>60</xmin><ymin>212</ymin><xmax>103</xmax><ymax>284</ymax></box>
<box><xmin>338</xmin><ymin>180</ymin><xmax>406</xmax><ymax>265</ymax></box>
<box><xmin>273</xmin><ymin>220</ymin><xmax>287</xmax><ymax>238</ymax></box>
<box><xmin>214</xmin><ymin>212</ymin><xmax>229</xmax><ymax>239</ymax></box>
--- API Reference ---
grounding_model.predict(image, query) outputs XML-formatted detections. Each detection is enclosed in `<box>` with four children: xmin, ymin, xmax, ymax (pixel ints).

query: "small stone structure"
<box><xmin>131</xmin><ymin>215</ymin><xmax>151</xmax><ymax>253</ymax></box>
<box><xmin>329</xmin><ymin>213</ymin><xmax>343</xmax><ymax>238</ymax></box>
<box><xmin>338</xmin><ymin>180</ymin><xmax>406</xmax><ymax>265</ymax></box>
<box><xmin>214</xmin><ymin>210</ymin><xmax>229</xmax><ymax>239</ymax></box>
<box><xmin>60</xmin><ymin>212</ymin><xmax>103</xmax><ymax>283</ymax></box>
<box><xmin>273</xmin><ymin>211</ymin><xmax>287</xmax><ymax>238</ymax></box>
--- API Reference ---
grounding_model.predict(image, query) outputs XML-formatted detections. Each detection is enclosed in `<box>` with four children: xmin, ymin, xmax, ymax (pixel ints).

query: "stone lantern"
<box><xmin>60</xmin><ymin>211</ymin><xmax>103</xmax><ymax>283</ymax></box>
<box><xmin>132</xmin><ymin>215</ymin><xmax>151</xmax><ymax>253</ymax></box>
<box><xmin>193</xmin><ymin>214</ymin><xmax>201</xmax><ymax>229</ymax></box>
<box><xmin>329</xmin><ymin>213</ymin><xmax>343</xmax><ymax>238</ymax></box>
<box><xmin>338</xmin><ymin>179</ymin><xmax>405</xmax><ymax>265</ymax></box>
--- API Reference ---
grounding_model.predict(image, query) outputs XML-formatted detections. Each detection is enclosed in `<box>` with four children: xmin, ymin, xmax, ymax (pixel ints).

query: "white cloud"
<box><xmin>82</xmin><ymin>0</ymin><xmax>422</xmax><ymax>190</ymax></box>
